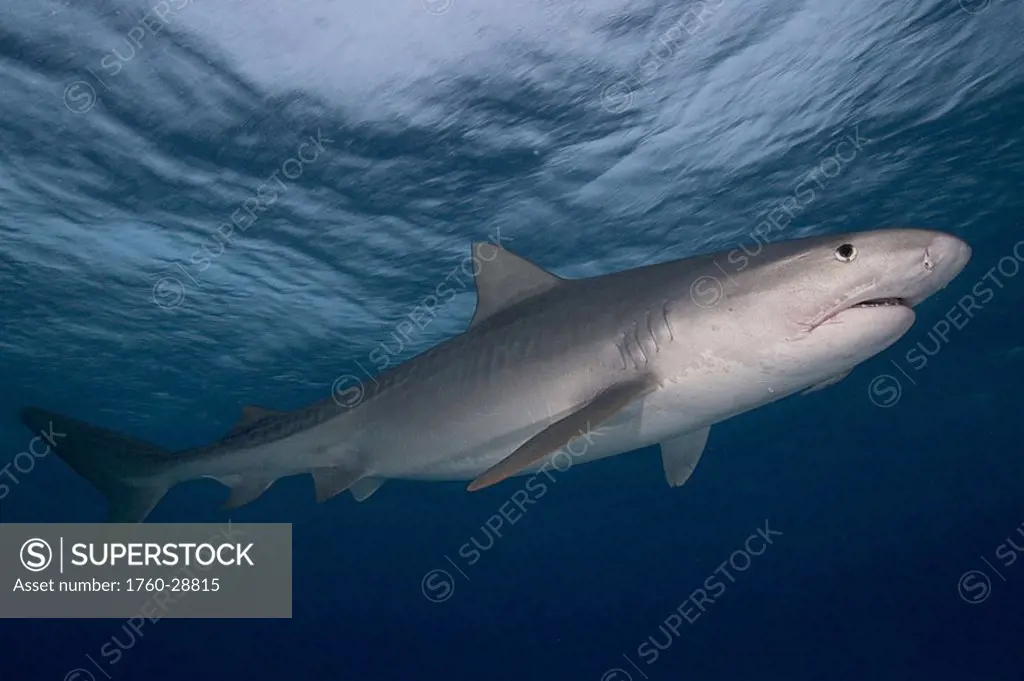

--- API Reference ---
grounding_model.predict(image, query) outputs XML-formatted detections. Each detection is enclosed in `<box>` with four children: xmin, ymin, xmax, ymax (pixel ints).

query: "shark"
<box><xmin>20</xmin><ymin>227</ymin><xmax>971</xmax><ymax>522</ymax></box>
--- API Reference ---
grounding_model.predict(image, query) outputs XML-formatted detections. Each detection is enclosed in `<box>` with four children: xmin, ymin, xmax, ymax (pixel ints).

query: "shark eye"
<box><xmin>835</xmin><ymin>244</ymin><xmax>857</xmax><ymax>262</ymax></box>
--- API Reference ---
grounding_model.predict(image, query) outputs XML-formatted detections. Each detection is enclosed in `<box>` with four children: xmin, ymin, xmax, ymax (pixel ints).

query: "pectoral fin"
<box><xmin>468</xmin><ymin>378</ymin><xmax>653</xmax><ymax>491</ymax></box>
<box><xmin>661</xmin><ymin>427</ymin><xmax>710</xmax><ymax>487</ymax></box>
<box><xmin>313</xmin><ymin>467</ymin><xmax>366</xmax><ymax>503</ymax></box>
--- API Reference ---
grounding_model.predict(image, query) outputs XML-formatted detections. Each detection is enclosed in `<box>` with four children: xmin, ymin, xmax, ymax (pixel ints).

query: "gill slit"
<box><xmin>646</xmin><ymin>310</ymin><xmax>660</xmax><ymax>352</ymax></box>
<box><xmin>661</xmin><ymin>300</ymin><xmax>675</xmax><ymax>341</ymax></box>
<box><xmin>633</xmin><ymin>322</ymin><xmax>649</xmax><ymax>365</ymax></box>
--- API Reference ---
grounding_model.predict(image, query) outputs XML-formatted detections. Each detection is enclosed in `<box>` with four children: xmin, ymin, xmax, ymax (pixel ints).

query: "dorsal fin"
<box><xmin>229</xmin><ymin>405</ymin><xmax>278</xmax><ymax>435</ymax></box>
<box><xmin>469</xmin><ymin>242</ymin><xmax>563</xmax><ymax>328</ymax></box>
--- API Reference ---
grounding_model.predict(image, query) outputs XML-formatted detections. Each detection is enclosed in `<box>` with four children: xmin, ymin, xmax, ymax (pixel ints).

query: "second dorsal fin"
<box><xmin>469</xmin><ymin>242</ymin><xmax>563</xmax><ymax>328</ymax></box>
<box><xmin>228</xmin><ymin>405</ymin><xmax>278</xmax><ymax>435</ymax></box>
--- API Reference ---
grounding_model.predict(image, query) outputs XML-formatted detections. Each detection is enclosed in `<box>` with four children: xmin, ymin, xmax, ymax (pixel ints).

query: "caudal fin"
<box><xmin>19</xmin><ymin>406</ymin><xmax>173</xmax><ymax>523</ymax></box>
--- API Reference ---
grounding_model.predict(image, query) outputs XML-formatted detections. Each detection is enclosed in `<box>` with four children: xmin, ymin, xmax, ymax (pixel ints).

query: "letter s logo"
<box><xmin>20</xmin><ymin>538</ymin><xmax>53</xmax><ymax>572</ymax></box>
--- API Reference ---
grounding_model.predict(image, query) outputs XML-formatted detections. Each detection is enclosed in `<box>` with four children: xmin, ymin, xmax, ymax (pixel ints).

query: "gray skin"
<box><xmin>21</xmin><ymin>228</ymin><xmax>971</xmax><ymax>521</ymax></box>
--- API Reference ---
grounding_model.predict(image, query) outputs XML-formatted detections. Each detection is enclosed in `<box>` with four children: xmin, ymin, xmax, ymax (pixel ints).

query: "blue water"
<box><xmin>2</xmin><ymin>0</ymin><xmax>1024</xmax><ymax>679</ymax></box>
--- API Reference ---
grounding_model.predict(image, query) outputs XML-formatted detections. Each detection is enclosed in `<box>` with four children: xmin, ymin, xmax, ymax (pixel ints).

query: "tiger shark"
<box><xmin>20</xmin><ymin>228</ymin><xmax>971</xmax><ymax>522</ymax></box>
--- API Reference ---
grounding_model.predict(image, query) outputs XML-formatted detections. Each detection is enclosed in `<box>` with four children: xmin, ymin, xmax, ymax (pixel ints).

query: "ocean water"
<box><xmin>2</xmin><ymin>0</ymin><xmax>1023</xmax><ymax>679</ymax></box>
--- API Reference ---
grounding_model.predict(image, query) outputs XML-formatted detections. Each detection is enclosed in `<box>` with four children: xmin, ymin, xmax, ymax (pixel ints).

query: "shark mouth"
<box><xmin>807</xmin><ymin>296</ymin><xmax>910</xmax><ymax>330</ymax></box>
<box><xmin>850</xmin><ymin>297</ymin><xmax>908</xmax><ymax>309</ymax></box>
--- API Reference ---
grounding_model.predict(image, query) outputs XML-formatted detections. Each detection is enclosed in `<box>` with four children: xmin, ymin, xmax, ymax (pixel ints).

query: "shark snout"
<box><xmin>925</xmin><ymin>233</ymin><xmax>972</xmax><ymax>278</ymax></box>
<box><xmin>905</xmin><ymin>231</ymin><xmax>972</xmax><ymax>306</ymax></box>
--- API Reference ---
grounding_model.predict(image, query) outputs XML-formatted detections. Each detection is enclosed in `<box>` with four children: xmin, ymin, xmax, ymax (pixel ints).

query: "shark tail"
<box><xmin>20</xmin><ymin>406</ymin><xmax>174</xmax><ymax>523</ymax></box>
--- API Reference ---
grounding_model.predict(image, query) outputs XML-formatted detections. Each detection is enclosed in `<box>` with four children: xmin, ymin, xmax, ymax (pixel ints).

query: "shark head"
<box><xmin>779</xmin><ymin>228</ymin><xmax>971</xmax><ymax>330</ymax></box>
<box><xmin>691</xmin><ymin>228</ymin><xmax>972</xmax><ymax>395</ymax></box>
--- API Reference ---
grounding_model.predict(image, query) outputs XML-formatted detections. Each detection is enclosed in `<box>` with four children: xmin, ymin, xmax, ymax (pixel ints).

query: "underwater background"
<box><xmin>2</xmin><ymin>0</ymin><xmax>1023</xmax><ymax>679</ymax></box>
